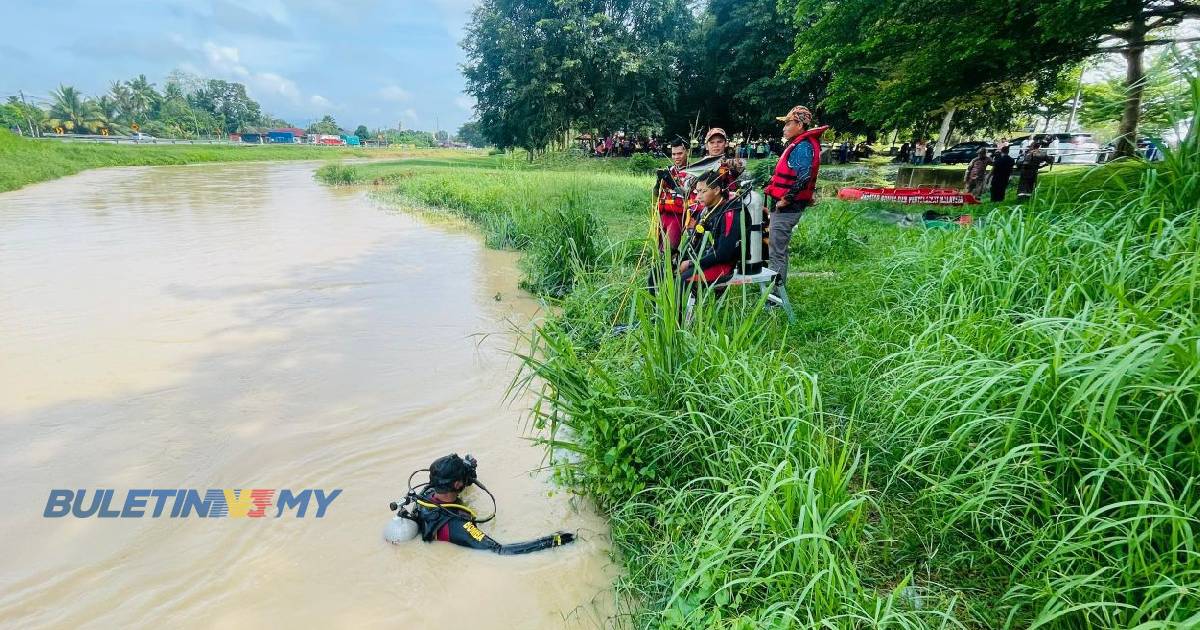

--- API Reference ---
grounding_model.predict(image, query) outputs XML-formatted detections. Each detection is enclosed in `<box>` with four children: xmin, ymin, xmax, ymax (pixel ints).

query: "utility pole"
<box><xmin>18</xmin><ymin>90</ymin><xmax>38</xmax><ymax>137</ymax></box>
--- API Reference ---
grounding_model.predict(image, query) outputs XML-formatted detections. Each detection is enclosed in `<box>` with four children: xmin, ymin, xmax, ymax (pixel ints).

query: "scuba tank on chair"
<box><xmin>741</xmin><ymin>187</ymin><xmax>765</xmax><ymax>274</ymax></box>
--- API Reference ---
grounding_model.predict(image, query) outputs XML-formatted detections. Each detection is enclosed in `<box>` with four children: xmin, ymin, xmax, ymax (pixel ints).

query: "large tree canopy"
<box><xmin>787</xmin><ymin>0</ymin><xmax>1199</xmax><ymax>156</ymax></box>
<box><xmin>462</xmin><ymin>0</ymin><xmax>688</xmax><ymax>151</ymax></box>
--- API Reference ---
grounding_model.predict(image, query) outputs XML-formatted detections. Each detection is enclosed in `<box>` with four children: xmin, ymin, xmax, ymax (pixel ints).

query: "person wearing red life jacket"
<box><xmin>655</xmin><ymin>138</ymin><xmax>690</xmax><ymax>255</ymax></box>
<box><xmin>763</xmin><ymin>105</ymin><xmax>827</xmax><ymax>288</ymax></box>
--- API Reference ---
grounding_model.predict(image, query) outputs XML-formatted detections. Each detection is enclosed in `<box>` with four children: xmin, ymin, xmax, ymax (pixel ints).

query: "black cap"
<box><xmin>429</xmin><ymin>454</ymin><xmax>473</xmax><ymax>492</ymax></box>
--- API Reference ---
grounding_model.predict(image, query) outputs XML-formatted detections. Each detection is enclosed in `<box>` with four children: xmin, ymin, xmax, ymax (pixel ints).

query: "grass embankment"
<box><xmin>318</xmin><ymin>131</ymin><xmax>1199</xmax><ymax>627</ymax></box>
<box><xmin>0</xmin><ymin>130</ymin><xmax>456</xmax><ymax>192</ymax></box>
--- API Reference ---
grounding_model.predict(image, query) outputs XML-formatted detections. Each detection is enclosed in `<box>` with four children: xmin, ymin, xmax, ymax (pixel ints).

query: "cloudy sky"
<box><xmin>1</xmin><ymin>0</ymin><xmax>478</xmax><ymax>132</ymax></box>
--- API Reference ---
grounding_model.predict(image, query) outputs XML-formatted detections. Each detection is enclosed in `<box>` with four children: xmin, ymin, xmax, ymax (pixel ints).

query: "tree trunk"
<box><xmin>933</xmin><ymin>106</ymin><xmax>956</xmax><ymax>157</ymax></box>
<box><xmin>1115</xmin><ymin>15</ymin><xmax>1147</xmax><ymax>159</ymax></box>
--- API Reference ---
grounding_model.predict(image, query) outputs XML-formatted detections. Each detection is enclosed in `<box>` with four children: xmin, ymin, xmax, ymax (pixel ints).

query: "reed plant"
<box><xmin>862</xmin><ymin>86</ymin><xmax>1200</xmax><ymax>628</ymax></box>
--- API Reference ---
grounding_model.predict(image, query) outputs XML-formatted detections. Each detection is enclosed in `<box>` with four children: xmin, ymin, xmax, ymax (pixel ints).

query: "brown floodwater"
<box><xmin>0</xmin><ymin>162</ymin><xmax>615</xmax><ymax>628</ymax></box>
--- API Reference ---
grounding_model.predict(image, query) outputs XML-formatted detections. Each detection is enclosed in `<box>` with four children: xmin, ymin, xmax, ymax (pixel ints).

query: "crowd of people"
<box><xmin>651</xmin><ymin>105</ymin><xmax>826</xmax><ymax>301</ymax></box>
<box><xmin>962</xmin><ymin>138</ymin><xmax>1055</xmax><ymax>202</ymax></box>
<box><xmin>589</xmin><ymin>133</ymin><xmax>665</xmax><ymax>157</ymax></box>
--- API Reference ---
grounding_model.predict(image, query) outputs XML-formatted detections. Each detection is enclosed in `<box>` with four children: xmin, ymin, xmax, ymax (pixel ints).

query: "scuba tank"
<box><xmin>386</xmin><ymin>453</ymin><xmax>493</xmax><ymax>544</ymax></box>
<box><xmin>739</xmin><ymin>181</ymin><xmax>765</xmax><ymax>274</ymax></box>
<box><xmin>385</xmin><ymin>454</ymin><xmax>576</xmax><ymax>554</ymax></box>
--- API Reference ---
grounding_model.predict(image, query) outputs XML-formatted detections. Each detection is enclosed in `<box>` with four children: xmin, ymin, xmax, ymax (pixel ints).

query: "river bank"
<box><xmin>317</xmin><ymin>132</ymin><xmax>1200</xmax><ymax>628</ymax></box>
<box><xmin>0</xmin><ymin>131</ymin><xmax>469</xmax><ymax>193</ymax></box>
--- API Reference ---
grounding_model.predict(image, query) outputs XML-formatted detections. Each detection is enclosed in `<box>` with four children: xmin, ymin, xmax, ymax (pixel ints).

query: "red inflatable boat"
<box><xmin>837</xmin><ymin>187</ymin><xmax>980</xmax><ymax>205</ymax></box>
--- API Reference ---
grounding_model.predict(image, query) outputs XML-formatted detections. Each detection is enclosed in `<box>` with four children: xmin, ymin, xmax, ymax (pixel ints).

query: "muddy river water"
<box><xmin>0</xmin><ymin>162</ymin><xmax>615</xmax><ymax>628</ymax></box>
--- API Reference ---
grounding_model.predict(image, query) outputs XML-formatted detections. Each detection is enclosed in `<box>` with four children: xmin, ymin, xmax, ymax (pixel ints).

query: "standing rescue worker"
<box><xmin>655</xmin><ymin>138</ymin><xmax>690</xmax><ymax>255</ymax></box>
<box><xmin>763</xmin><ymin>105</ymin><xmax>827</xmax><ymax>288</ymax></box>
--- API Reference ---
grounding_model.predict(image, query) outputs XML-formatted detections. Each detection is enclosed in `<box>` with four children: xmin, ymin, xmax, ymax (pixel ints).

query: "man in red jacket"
<box><xmin>655</xmin><ymin>138</ymin><xmax>690</xmax><ymax>255</ymax></box>
<box><xmin>763</xmin><ymin>105</ymin><xmax>827</xmax><ymax>288</ymax></box>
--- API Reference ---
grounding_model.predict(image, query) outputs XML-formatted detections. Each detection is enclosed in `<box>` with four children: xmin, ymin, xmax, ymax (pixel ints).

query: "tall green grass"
<box><xmin>517</xmin><ymin>283</ymin><xmax>957</xmax><ymax>628</ymax></box>
<box><xmin>512</xmin><ymin>83</ymin><xmax>1200</xmax><ymax>628</ymax></box>
<box><xmin>863</xmin><ymin>103</ymin><xmax>1200</xmax><ymax>627</ymax></box>
<box><xmin>313</xmin><ymin>100</ymin><xmax>1200</xmax><ymax>626</ymax></box>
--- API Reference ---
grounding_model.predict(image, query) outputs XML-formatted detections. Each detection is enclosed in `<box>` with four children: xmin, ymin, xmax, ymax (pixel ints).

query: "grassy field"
<box><xmin>0</xmin><ymin>130</ymin><xmax>465</xmax><ymax>192</ymax></box>
<box><xmin>319</xmin><ymin>132</ymin><xmax>1198</xmax><ymax>628</ymax></box>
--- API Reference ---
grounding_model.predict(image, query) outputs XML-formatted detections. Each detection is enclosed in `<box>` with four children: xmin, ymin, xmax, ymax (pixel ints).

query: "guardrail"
<box><xmin>33</xmin><ymin>134</ymin><xmax>236</xmax><ymax>145</ymax></box>
<box><xmin>31</xmin><ymin>134</ymin><xmax>397</xmax><ymax>148</ymax></box>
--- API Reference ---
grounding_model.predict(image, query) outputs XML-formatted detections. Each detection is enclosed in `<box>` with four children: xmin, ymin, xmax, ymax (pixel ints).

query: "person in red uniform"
<box><xmin>681</xmin><ymin>127</ymin><xmax>745</xmax><ymax>233</ymax></box>
<box><xmin>763</xmin><ymin>105</ymin><xmax>827</xmax><ymax>288</ymax></box>
<box><xmin>655</xmin><ymin>138</ymin><xmax>690</xmax><ymax>256</ymax></box>
<box><xmin>679</xmin><ymin>170</ymin><xmax>748</xmax><ymax>289</ymax></box>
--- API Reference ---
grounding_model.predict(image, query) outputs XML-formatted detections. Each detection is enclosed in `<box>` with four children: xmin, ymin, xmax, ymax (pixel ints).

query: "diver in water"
<box><xmin>388</xmin><ymin>454</ymin><xmax>576</xmax><ymax>554</ymax></box>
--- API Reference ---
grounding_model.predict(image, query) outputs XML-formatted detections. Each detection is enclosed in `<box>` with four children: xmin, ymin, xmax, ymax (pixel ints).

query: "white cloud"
<box><xmin>454</xmin><ymin>95</ymin><xmax>474</xmax><ymax>112</ymax></box>
<box><xmin>310</xmin><ymin>94</ymin><xmax>333</xmax><ymax>108</ymax></box>
<box><xmin>200</xmin><ymin>40</ymin><xmax>305</xmax><ymax>106</ymax></box>
<box><xmin>378</xmin><ymin>85</ymin><xmax>411</xmax><ymax>102</ymax></box>
<box><xmin>203</xmin><ymin>42</ymin><xmax>244</xmax><ymax>73</ymax></box>
<box><xmin>255</xmin><ymin>71</ymin><xmax>299</xmax><ymax>99</ymax></box>
<box><xmin>402</xmin><ymin>108</ymin><xmax>419</xmax><ymax>125</ymax></box>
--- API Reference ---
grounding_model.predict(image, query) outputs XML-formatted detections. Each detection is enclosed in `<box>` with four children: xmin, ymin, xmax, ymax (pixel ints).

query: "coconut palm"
<box><xmin>47</xmin><ymin>85</ymin><xmax>97</xmax><ymax>133</ymax></box>
<box><xmin>126</xmin><ymin>74</ymin><xmax>159</xmax><ymax>124</ymax></box>
<box><xmin>90</xmin><ymin>95</ymin><xmax>128</xmax><ymax>135</ymax></box>
<box><xmin>108</xmin><ymin>81</ymin><xmax>136</xmax><ymax>123</ymax></box>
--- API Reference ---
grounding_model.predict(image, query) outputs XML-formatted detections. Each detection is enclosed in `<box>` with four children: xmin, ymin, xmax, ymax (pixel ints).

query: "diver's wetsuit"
<box><xmin>412</xmin><ymin>488</ymin><xmax>572</xmax><ymax>555</ymax></box>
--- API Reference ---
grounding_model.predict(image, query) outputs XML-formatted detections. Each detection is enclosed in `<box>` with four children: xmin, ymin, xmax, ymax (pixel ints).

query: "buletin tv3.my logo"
<box><xmin>44</xmin><ymin>489</ymin><xmax>341</xmax><ymax>518</ymax></box>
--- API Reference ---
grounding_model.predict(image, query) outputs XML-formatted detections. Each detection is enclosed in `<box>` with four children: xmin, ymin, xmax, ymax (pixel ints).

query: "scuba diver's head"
<box><xmin>694</xmin><ymin>170</ymin><xmax>728</xmax><ymax>209</ymax></box>
<box><xmin>428</xmin><ymin>453</ymin><xmax>479</xmax><ymax>494</ymax></box>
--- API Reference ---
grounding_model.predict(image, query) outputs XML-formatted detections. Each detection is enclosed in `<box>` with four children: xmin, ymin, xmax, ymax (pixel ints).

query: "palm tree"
<box><xmin>126</xmin><ymin>74</ymin><xmax>159</xmax><ymax>124</ymax></box>
<box><xmin>91</xmin><ymin>95</ymin><xmax>127</xmax><ymax>135</ymax></box>
<box><xmin>48</xmin><ymin>85</ymin><xmax>96</xmax><ymax>133</ymax></box>
<box><xmin>108</xmin><ymin>81</ymin><xmax>135</xmax><ymax>123</ymax></box>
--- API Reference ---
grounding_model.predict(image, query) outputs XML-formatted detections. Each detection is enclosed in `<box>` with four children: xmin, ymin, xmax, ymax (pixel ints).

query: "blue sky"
<box><xmin>1</xmin><ymin>0</ymin><xmax>478</xmax><ymax>132</ymax></box>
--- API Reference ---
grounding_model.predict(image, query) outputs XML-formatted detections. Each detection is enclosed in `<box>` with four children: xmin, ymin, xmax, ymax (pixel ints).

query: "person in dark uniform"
<box><xmin>404</xmin><ymin>454</ymin><xmax>576</xmax><ymax>555</ymax></box>
<box><xmin>679</xmin><ymin>170</ymin><xmax>749</xmax><ymax>289</ymax></box>
<box><xmin>989</xmin><ymin>145</ymin><xmax>1015</xmax><ymax>202</ymax></box>
<box><xmin>1016</xmin><ymin>141</ymin><xmax>1053</xmax><ymax>200</ymax></box>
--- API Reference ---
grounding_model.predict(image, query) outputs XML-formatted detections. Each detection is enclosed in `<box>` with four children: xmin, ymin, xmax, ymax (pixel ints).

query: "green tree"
<box><xmin>47</xmin><ymin>85</ymin><xmax>97</xmax><ymax>133</ymax></box>
<box><xmin>354</xmin><ymin>124</ymin><xmax>370</xmax><ymax>141</ymax></box>
<box><xmin>692</xmin><ymin>0</ymin><xmax>835</xmax><ymax>139</ymax></box>
<box><xmin>125</xmin><ymin>74</ymin><xmax>159</xmax><ymax>124</ymax></box>
<box><xmin>455</xmin><ymin>120</ymin><xmax>488</xmax><ymax>147</ymax></box>
<box><xmin>189</xmin><ymin>80</ymin><xmax>263</xmax><ymax>134</ymax></box>
<box><xmin>1</xmin><ymin>97</ymin><xmax>44</xmax><ymax>135</ymax></box>
<box><xmin>1082</xmin><ymin>46</ymin><xmax>1196</xmax><ymax>140</ymax></box>
<box><xmin>787</xmin><ymin>0</ymin><xmax>1200</xmax><ymax>158</ymax></box>
<box><xmin>307</xmin><ymin>114</ymin><xmax>341</xmax><ymax>135</ymax></box>
<box><xmin>462</xmin><ymin>0</ymin><xmax>687</xmax><ymax>152</ymax></box>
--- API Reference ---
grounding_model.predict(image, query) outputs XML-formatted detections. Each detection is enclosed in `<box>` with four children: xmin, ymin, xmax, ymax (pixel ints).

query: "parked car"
<box><xmin>131</xmin><ymin>132</ymin><xmax>157</xmax><ymax>144</ymax></box>
<box><xmin>1012</xmin><ymin>133</ymin><xmax>1099</xmax><ymax>164</ymax></box>
<box><xmin>1047</xmin><ymin>133</ymin><xmax>1100</xmax><ymax>164</ymax></box>
<box><xmin>937</xmin><ymin>141</ymin><xmax>996</xmax><ymax>165</ymax></box>
<box><xmin>1098</xmin><ymin>137</ymin><xmax>1165</xmax><ymax>162</ymax></box>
